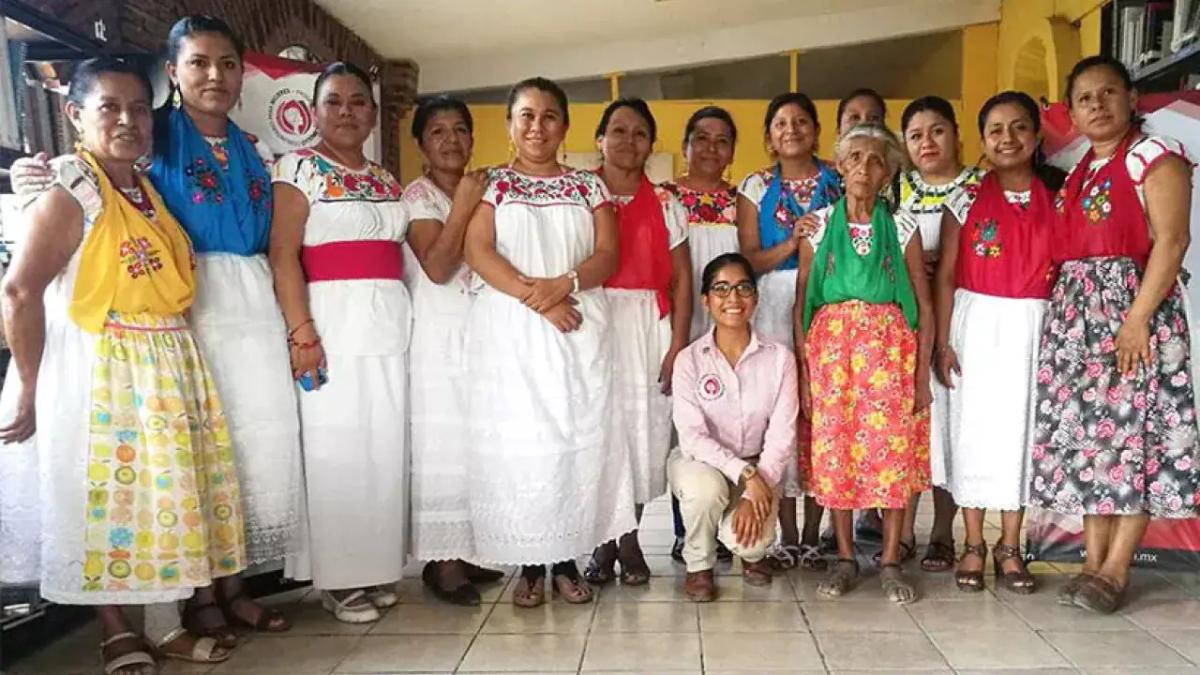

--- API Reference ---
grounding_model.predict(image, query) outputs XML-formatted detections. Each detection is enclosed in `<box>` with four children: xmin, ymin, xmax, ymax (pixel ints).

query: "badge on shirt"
<box><xmin>697</xmin><ymin>373</ymin><xmax>724</xmax><ymax>401</ymax></box>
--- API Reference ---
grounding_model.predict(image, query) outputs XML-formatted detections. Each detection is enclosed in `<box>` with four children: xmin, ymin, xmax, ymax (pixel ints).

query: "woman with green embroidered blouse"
<box><xmin>792</xmin><ymin>123</ymin><xmax>934</xmax><ymax>604</ymax></box>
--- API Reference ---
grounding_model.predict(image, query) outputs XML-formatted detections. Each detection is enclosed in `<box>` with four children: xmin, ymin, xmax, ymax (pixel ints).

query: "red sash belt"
<box><xmin>301</xmin><ymin>240</ymin><xmax>404</xmax><ymax>282</ymax></box>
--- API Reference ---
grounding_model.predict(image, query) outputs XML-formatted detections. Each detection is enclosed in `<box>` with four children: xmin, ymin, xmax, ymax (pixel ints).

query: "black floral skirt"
<box><xmin>1030</xmin><ymin>257</ymin><xmax>1200</xmax><ymax>518</ymax></box>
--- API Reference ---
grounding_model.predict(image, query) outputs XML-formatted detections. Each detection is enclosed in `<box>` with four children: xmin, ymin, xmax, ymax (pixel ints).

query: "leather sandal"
<box><xmin>551</xmin><ymin>564</ymin><xmax>594</xmax><ymax>604</ymax></box>
<box><xmin>920</xmin><ymin>540</ymin><xmax>956</xmax><ymax>572</ymax></box>
<box><xmin>512</xmin><ymin>567</ymin><xmax>546</xmax><ymax>608</ymax></box>
<box><xmin>1057</xmin><ymin>572</ymin><xmax>1095</xmax><ymax>606</ymax></box>
<box><xmin>817</xmin><ymin>558</ymin><xmax>860</xmax><ymax>598</ymax></box>
<box><xmin>182</xmin><ymin>597</ymin><xmax>238</xmax><ymax>649</ymax></box>
<box><xmin>992</xmin><ymin>543</ymin><xmax>1035</xmax><ymax>594</ymax></box>
<box><xmin>585</xmin><ymin>540</ymin><xmax>618</xmax><ymax>585</ymax></box>
<box><xmin>150</xmin><ymin>626</ymin><xmax>230</xmax><ymax>664</ymax></box>
<box><xmin>100</xmin><ymin>631</ymin><xmax>157</xmax><ymax>675</ymax></box>
<box><xmin>880</xmin><ymin>563</ymin><xmax>918</xmax><ymax>605</ymax></box>
<box><xmin>955</xmin><ymin>542</ymin><xmax>987</xmax><ymax>592</ymax></box>
<box><xmin>617</xmin><ymin>535</ymin><xmax>651</xmax><ymax>586</ymax></box>
<box><xmin>1074</xmin><ymin>574</ymin><xmax>1126</xmax><ymax>614</ymax></box>
<box><xmin>218</xmin><ymin>585</ymin><xmax>291</xmax><ymax>633</ymax></box>
<box><xmin>741</xmin><ymin>557</ymin><xmax>773</xmax><ymax>586</ymax></box>
<box><xmin>873</xmin><ymin>537</ymin><xmax>916</xmax><ymax>566</ymax></box>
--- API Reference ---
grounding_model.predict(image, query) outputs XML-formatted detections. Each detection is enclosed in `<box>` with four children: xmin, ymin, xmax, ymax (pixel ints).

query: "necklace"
<box><xmin>901</xmin><ymin>167</ymin><xmax>979</xmax><ymax>213</ymax></box>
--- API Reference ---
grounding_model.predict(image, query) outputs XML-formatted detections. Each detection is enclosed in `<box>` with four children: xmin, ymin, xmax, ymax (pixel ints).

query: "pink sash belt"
<box><xmin>301</xmin><ymin>240</ymin><xmax>404</xmax><ymax>282</ymax></box>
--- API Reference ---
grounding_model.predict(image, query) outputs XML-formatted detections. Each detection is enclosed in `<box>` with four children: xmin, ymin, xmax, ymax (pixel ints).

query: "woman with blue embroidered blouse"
<box><xmin>12</xmin><ymin>15</ymin><xmax>302</xmax><ymax>642</ymax></box>
<box><xmin>735</xmin><ymin>92</ymin><xmax>840</xmax><ymax>570</ymax></box>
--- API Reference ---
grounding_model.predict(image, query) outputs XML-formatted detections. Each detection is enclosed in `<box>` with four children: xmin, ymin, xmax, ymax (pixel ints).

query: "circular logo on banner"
<box><xmin>698</xmin><ymin>373</ymin><xmax>724</xmax><ymax>401</ymax></box>
<box><xmin>267</xmin><ymin>88</ymin><xmax>316</xmax><ymax>148</ymax></box>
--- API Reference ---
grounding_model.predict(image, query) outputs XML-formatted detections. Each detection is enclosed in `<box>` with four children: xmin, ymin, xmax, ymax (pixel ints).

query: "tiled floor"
<box><xmin>8</xmin><ymin>496</ymin><xmax>1200</xmax><ymax>674</ymax></box>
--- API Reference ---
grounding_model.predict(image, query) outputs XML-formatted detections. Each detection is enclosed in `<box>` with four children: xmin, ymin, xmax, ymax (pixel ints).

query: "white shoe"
<box><xmin>321</xmin><ymin>590</ymin><xmax>380</xmax><ymax>624</ymax></box>
<box><xmin>365</xmin><ymin>584</ymin><xmax>398</xmax><ymax>609</ymax></box>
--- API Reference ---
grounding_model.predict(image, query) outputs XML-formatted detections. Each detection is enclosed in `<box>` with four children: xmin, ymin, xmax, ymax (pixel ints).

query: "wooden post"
<box><xmin>605</xmin><ymin>72</ymin><xmax>623</xmax><ymax>100</ymax></box>
<box><xmin>785</xmin><ymin>50</ymin><xmax>801</xmax><ymax>93</ymax></box>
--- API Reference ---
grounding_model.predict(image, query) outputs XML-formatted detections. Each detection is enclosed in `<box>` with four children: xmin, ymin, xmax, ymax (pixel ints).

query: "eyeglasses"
<box><xmin>708</xmin><ymin>281</ymin><xmax>757</xmax><ymax>298</ymax></box>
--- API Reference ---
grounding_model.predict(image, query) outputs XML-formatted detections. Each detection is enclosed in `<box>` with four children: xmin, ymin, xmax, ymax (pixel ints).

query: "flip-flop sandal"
<box><xmin>183</xmin><ymin>599</ymin><xmax>238</xmax><ymax>649</ymax></box>
<box><xmin>817</xmin><ymin>558</ymin><xmax>860</xmax><ymax>597</ymax></box>
<box><xmin>585</xmin><ymin>540</ymin><xmax>618</xmax><ymax>585</ymax></box>
<box><xmin>920</xmin><ymin>540</ymin><xmax>956</xmax><ymax>572</ymax></box>
<box><xmin>880</xmin><ymin>563</ymin><xmax>918</xmax><ymax>605</ymax></box>
<box><xmin>512</xmin><ymin>573</ymin><xmax>546</xmax><ymax>608</ymax></box>
<box><xmin>101</xmin><ymin>631</ymin><xmax>156</xmax><ymax>675</ymax></box>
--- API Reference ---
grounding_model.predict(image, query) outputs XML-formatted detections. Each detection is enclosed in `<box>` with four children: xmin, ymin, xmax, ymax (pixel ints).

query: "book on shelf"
<box><xmin>1173</xmin><ymin>0</ymin><xmax>1200</xmax><ymax>52</ymax></box>
<box><xmin>1122</xmin><ymin>5</ymin><xmax>1146</xmax><ymax>69</ymax></box>
<box><xmin>1142</xmin><ymin>1</ymin><xmax>1174</xmax><ymax>63</ymax></box>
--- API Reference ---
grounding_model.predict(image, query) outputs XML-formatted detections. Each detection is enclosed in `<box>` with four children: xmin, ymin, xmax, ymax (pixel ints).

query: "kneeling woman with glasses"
<box><xmin>669</xmin><ymin>253</ymin><xmax>799</xmax><ymax>602</ymax></box>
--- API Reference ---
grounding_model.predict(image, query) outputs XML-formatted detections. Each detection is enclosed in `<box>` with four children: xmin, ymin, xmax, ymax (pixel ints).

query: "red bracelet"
<box><xmin>288</xmin><ymin>318</ymin><xmax>314</xmax><ymax>337</ymax></box>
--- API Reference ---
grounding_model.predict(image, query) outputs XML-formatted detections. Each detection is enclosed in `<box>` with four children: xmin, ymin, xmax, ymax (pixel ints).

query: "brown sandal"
<box><xmin>183</xmin><ymin>598</ymin><xmax>238</xmax><ymax>649</ymax></box>
<box><xmin>817</xmin><ymin>558</ymin><xmax>860</xmax><ymax>598</ymax></box>
<box><xmin>955</xmin><ymin>542</ymin><xmax>987</xmax><ymax>592</ymax></box>
<box><xmin>220</xmin><ymin>588</ymin><xmax>291</xmax><ymax>632</ymax></box>
<box><xmin>1057</xmin><ymin>571</ymin><xmax>1095</xmax><ymax>606</ymax></box>
<box><xmin>512</xmin><ymin>573</ymin><xmax>546</xmax><ymax>608</ymax></box>
<box><xmin>585</xmin><ymin>540</ymin><xmax>618</xmax><ymax>585</ymax></box>
<box><xmin>920</xmin><ymin>540</ymin><xmax>956</xmax><ymax>572</ymax></box>
<box><xmin>1074</xmin><ymin>574</ymin><xmax>1126</xmax><ymax>614</ymax></box>
<box><xmin>992</xmin><ymin>543</ymin><xmax>1035</xmax><ymax>594</ymax></box>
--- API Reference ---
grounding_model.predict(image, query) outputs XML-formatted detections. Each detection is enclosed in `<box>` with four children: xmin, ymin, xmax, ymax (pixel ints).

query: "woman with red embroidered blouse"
<box><xmin>585</xmin><ymin>98</ymin><xmax>691</xmax><ymax>587</ymax></box>
<box><xmin>1032</xmin><ymin>56</ymin><xmax>1200</xmax><ymax>614</ymax></box>
<box><xmin>933</xmin><ymin>92</ymin><xmax>1053</xmax><ymax>595</ymax></box>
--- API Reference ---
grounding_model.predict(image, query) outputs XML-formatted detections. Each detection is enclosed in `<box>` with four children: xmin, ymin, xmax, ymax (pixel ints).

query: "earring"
<box><xmin>722</xmin><ymin>166</ymin><xmax>732</xmax><ymax>184</ymax></box>
<box><xmin>507</xmin><ymin>140</ymin><xmax>515</xmax><ymax>162</ymax></box>
<box><xmin>172</xmin><ymin>86</ymin><xmax>181</xmax><ymax>108</ymax></box>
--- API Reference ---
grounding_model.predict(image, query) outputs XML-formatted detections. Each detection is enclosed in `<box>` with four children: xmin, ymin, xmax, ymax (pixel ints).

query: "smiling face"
<box><xmin>837</xmin><ymin>136</ymin><xmax>892</xmax><ymax>201</ymax></box>
<box><xmin>904</xmin><ymin>109</ymin><xmax>959</xmax><ymax>177</ymax></box>
<box><xmin>981</xmin><ymin>101</ymin><xmax>1037</xmax><ymax>172</ymax></box>
<box><xmin>508</xmin><ymin>87</ymin><xmax>567</xmax><ymax>165</ymax></box>
<box><xmin>67</xmin><ymin>72</ymin><xmax>153</xmax><ymax>163</ymax></box>
<box><xmin>684</xmin><ymin>116</ymin><xmax>735</xmax><ymax>181</ymax></box>
<box><xmin>1068</xmin><ymin>64</ymin><xmax>1138</xmax><ymax>146</ymax></box>
<box><xmin>419</xmin><ymin>108</ymin><xmax>473</xmax><ymax>174</ymax></box>
<box><xmin>166</xmin><ymin>31</ymin><xmax>243</xmax><ymax>117</ymax></box>
<box><xmin>703</xmin><ymin>263</ymin><xmax>758</xmax><ymax>329</ymax></box>
<box><xmin>315</xmin><ymin>73</ymin><xmax>377</xmax><ymax>151</ymax></box>
<box><xmin>598</xmin><ymin>105</ymin><xmax>652</xmax><ymax>172</ymax></box>
<box><xmin>767</xmin><ymin>102</ymin><xmax>818</xmax><ymax>161</ymax></box>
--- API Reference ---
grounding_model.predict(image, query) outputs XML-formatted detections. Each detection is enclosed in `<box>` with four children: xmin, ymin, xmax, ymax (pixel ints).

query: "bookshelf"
<box><xmin>1113</xmin><ymin>0</ymin><xmax>1200</xmax><ymax>91</ymax></box>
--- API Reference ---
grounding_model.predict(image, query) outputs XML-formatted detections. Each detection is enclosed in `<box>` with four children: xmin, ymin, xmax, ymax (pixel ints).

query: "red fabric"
<box><xmin>1053</xmin><ymin>133</ymin><xmax>1153</xmax><ymax>267</ymax></box>
<box><xmin>301</xmin><ymin>240</ymin><xmax>404</xmax><ymax>282</ymax></box>
<box><xmin>603</xmin><ymin>174</ymin><xmax>673</xmax><ymax>318</ymax></box>
<box><xmin>955</xmin><ymin>173</ymin><xmax>1055</xmax><ymax>299</ymax></box>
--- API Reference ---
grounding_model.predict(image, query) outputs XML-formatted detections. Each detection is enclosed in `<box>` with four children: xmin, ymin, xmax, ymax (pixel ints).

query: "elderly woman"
<box><xmin>0</xmin><ymin>58</ymin><xmax>243</xmax><ymax>673</ymax></box>
<box><xmin>794</xmin><ymin>124</ymin><xmax>933</xmax><ymax>604</ymax></box>
<box><xmin>1032</xmin><ymin>56</ymin><xmax>1200</xmax><ymax>613</ymax></box>
<box><xmin>670</xmin><ymin>253</ymin><xmax>798</xmax><ymax>601</ymax></box>
<box><xmin>270</xmin><ymin>63</ymin><xmax>411</xmax><ymax>624</ymax></box>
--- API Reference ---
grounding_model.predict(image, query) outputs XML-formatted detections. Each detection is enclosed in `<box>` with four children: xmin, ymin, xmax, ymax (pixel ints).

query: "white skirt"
<box><xmin>465</xmin><ymin>287</ymin><xmax>636</xmax><ymax>565</ymax></box>
<box><xmin>408</xmin><ymin>276</ymin><xmax>475</xmax><ymax>562</ymax></box>
<box><xmin>752</xmin><ymin>269</ymin><xmax>801</xmax><ymax>497</ymax></box>
<box><xmin>608</xmin><ymin>289</ymin><xmax>673</xmax><ymax>504</ymax></box>
<box><xmin>289</xmin><ymin>279</ymin><xmax>411</xmax><ymax>590</ymax></box>
<box><xmin>688</xmin><ymin>224</ymin><xmax>740</xmax><ymax>341</ymax></box>
<box><xmin>0</xmin><ymin>363</ymin><xmax>42</xmax><ymax>585</ymax></box>
<box><xmin>191</xmin><ymin>254</ymin><xmax>304</xmax><ymax>567</ymax></box>
<box><xmin>940</xmin><ymin>289</ymin><xmax>1045</xmax><ymax>511</ymax></box>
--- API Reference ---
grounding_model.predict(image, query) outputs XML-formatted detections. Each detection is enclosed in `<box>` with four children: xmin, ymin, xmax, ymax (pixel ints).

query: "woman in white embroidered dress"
<box><xmin>894</xmin><ymin>96</ymin><xmax>983</xmax><ymax>572</ymax></box>
<box><xmin>464</xmin><ymin>77</ymin><xmax>635</xmax><ymax>608</ymax></box>
<box><xmin>585</xmin><ymin>98</ymin><xmax>691</xmax><ymax>587</ymax></box>
<box><xmin>401</xmin><ymin>95</ymin><xmax>504</xmax><ymax>605</ymax></box>
<box><xmin>269</xmin><ymin>63</ymin><xmax>410</xmax><ymax>624</ymax></box>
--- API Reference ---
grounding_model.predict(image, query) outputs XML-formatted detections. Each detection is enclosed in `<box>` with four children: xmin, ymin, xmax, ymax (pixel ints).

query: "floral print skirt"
<box><xmin>803</xmin><ymin>301</ymin><xmax>930</xmax><ymax>510</ymax></box>
<box><xmin>1031</xmin><ymin>257</ymin><xmax>1200</xmax><ymax>518</ymax></box>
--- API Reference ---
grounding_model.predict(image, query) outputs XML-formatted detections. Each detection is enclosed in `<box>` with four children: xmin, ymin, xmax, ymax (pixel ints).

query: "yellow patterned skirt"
<box><xmin>81</xmin><ymin>311</ymin><xmax>244</xmax><ymax>595</ymax></box>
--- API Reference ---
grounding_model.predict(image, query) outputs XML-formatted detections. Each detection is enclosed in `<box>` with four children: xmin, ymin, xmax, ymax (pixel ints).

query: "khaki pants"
<box><xmin>668</xmin><ymin>449</ymin><xmax>778</xmax><ymax>573</ymax></box>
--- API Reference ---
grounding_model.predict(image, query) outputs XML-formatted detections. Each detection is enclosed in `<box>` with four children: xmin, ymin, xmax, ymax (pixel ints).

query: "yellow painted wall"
<box><xmin>399</xmin><ymin>98</ymin><xmax>956</xmax><ymax>185</ymax></box>
<box><xmin>1078</xmin><ymin>7</ymin><xmax>1103</xmax><ymax>57</ymax></box>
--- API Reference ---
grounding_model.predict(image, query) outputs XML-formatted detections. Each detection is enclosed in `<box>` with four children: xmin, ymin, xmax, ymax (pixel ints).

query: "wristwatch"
<box><xmin>739</xmin><ymin>464</ymin><xmax>758</xmax><ymax>485</ymax></box>
<box><xmin>566</xmin><ymin>269</ymin><xmax>580</xmax><ymax>293</ymax></box>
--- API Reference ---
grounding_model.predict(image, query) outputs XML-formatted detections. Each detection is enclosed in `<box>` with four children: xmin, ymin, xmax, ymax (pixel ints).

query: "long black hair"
<box><xmin>977</xmin><ymin>91</ymin><xmax>1065</xmax><ymax>190</ymax></box>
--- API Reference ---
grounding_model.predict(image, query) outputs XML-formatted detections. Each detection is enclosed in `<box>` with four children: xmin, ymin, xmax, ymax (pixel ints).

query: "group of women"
<box><xmin>0</xmin><ymin>9</ymin><xmax>1197</xmax><ymax>672</ymax></box>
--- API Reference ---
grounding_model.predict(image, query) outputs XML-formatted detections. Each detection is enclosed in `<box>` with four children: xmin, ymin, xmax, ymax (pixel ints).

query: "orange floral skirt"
<box><xmin>802</xmin><ymin>301</ymin><xmax>930</xmax><ymax>510</ymax></box>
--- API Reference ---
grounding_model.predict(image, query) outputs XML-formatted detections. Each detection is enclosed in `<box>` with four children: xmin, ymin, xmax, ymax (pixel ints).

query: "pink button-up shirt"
<box><xmin>671</xmin><ymin>330</ymin><xmax>799</xmax><ymax>488</ymax></box>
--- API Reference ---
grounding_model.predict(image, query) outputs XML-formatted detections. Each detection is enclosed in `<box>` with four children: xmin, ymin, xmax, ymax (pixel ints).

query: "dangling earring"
<box><xmin>507</xmin><ymin>140</ymin><xmax>515</xmax><ymax>163</ymax></box>
<box><xmin>171</xmin><ymin>84</ymin><xmax>181</xmax><ymax>109</ymax></box>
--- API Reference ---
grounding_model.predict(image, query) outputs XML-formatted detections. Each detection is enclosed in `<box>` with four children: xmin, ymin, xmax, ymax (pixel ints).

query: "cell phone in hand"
<box><xmin>298</xmin><ymin>368</ymin><xmax>328</xmax><ymax>392</ymax></box>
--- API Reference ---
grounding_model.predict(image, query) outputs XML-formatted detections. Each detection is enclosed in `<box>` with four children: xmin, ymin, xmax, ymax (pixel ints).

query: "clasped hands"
<box><xmin>517</xmin><ymin>274</ymin><xmax>580</xmax><ymax>332</ymax></box>
<box><xmin>731</xmin><ymin>471</ymin><xmax>773</xmax><ymax>549</ymax></box>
